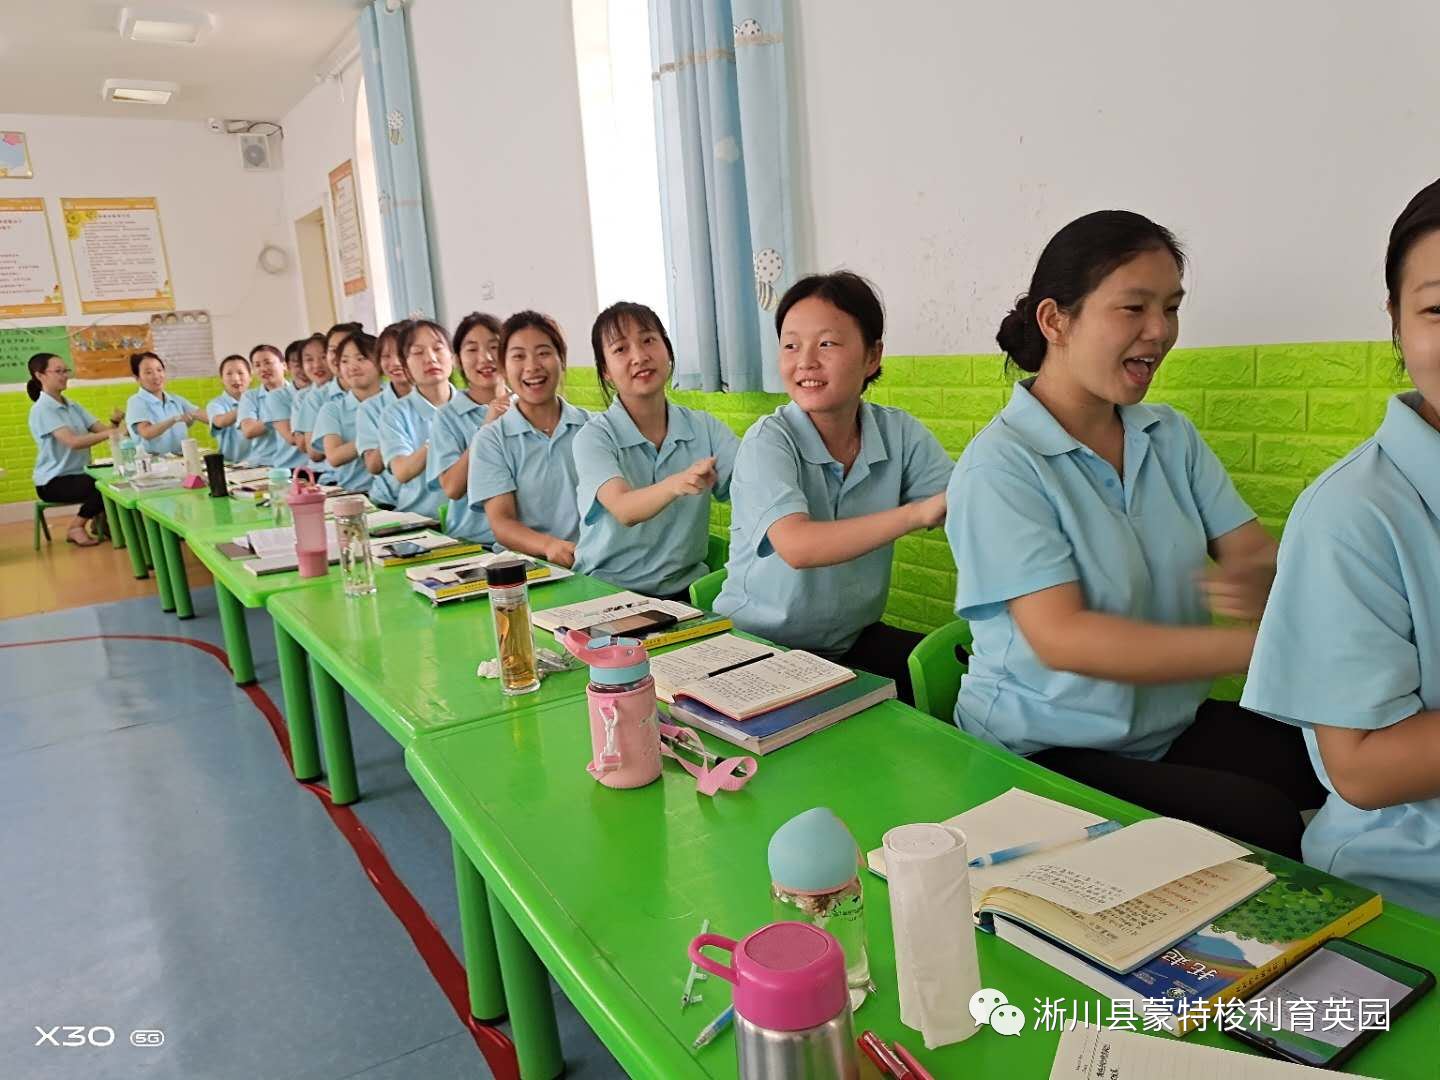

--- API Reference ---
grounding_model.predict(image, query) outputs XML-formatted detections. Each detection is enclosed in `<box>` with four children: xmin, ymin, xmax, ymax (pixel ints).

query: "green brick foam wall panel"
<box><xmin>1</xmin><ymin>376</ymin><xmax>224</xmax><ymax>505</ymax></box>
<box><xmin>565</xmin><ymin>340</ymin><xmax>1410</xmax><ymax>637</ymax></box>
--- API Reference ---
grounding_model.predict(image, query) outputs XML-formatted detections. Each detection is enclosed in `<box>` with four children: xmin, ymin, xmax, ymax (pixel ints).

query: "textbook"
<box><xmin>664</xmin><ymin>644</ymin><xmax>855</xmax><ymax>721</ymax></box>
<box><xmin>665</xmin><ymin>669</ymin><xmax>895</xmax><ymax>754</ymax></box>
<box><xmin>530</xmin><ymin>592</ymin><xmax>704</xmax><ymax>634</ymax></box>
<box><xmin>405</xmin><ymin>553</ymin><xmax>572</xmax><ymax>603</ymax></box>
<box><xmin>865</xmin><ymin>791</ymin><xmax>1274</xmax><ymax>974</ymax></box>
<box><xmin>626</xmin><ymin>613</ymin><xmax>733</xmax><ymax>651</ymax></box>
<box><xmin>996</xmin><ymin>850</ymin><xmax>1382</xmax><ymax>1036</ymax></box>
<box><xmin>369</xmin><ymin>530</ymin><xmax>484</xmax><ymax>567</ymax></box>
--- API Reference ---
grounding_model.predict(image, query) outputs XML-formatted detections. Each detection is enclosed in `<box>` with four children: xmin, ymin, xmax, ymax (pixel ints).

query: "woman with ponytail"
<box><xmin>26</xmin><ymin>353</ymin><xmax>117</xmax><ymax>546</ymax></box>
<box><xmin>944</xmin><ymin>210</ymin><xmax>1322</xmax><ymax>858</ymax></box>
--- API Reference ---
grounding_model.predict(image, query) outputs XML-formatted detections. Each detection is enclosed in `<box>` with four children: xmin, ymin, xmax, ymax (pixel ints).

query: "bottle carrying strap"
<box><xmin>586</xmin><ymin>701</ymin><xmax>624</xmax><ymax>777</ymax></box>
<box><xmin>659</xmin><ymin>721</ymin><xmax>757</xmax><ymax>797</ymax></box>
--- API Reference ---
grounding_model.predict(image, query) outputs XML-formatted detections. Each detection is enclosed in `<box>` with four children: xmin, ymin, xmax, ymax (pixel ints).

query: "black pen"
<box><xmin>703</xmin><ymin>652</ymin><xmax>774</xmax><ymax>678</ymax></box>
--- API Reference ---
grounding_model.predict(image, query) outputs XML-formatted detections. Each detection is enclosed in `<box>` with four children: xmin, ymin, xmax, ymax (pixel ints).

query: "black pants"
<box><xmin>1029</xmin><ymin>699</ymin><xmax>1329</xmax><ymax>860</ymax></box>
<box><xmin>837</xmin><ymin>622</ymin><xmax>926</xmax><ymax>707</ymax></box>
<box><xmin>36</xmin><ymin>474</ymin><xmax>103</xmax><ymax>520</ymax></box>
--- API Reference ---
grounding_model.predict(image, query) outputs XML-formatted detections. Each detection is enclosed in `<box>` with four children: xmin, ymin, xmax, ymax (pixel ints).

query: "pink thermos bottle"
<box><xmin>285</xmin><ymin>468</ymin><xmax>330</xmax><ymax>578</ymax></box>
<box><xmin>562</xmin><ymin>629</ymin><xmax>662</xmax><ymax>789</ymax></box>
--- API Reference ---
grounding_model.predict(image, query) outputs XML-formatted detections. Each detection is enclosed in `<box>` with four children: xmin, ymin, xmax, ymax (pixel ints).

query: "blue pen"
<box><xmin>968</xmin><ymin>819</ymin><xmax>1125</xmax><ymax>868</ymax></box>
<box><xmin>693</xmin><ymin>1004</ymin><xmax>734</xmax><ymax>1050</ymax></box>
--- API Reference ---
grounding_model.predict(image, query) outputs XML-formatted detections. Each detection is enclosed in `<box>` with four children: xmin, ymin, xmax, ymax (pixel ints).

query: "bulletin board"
<box><xmin>68</xmin><ymin>322</ymin><xmax>154</xmax><ymax>380</ymax></box>
<box><xmin>0</xmin><ymin>198</ymin><xmax>64</xmax><ymax>318</ymax></box>
<box><xmin>329</xmin><ymin>160</ymin><xmax>368</xmax><ymax>296</ymax></box>
<box><xmin>149</xmin><ymin>309</ymin><xmax>214</xmax><ymax>377</ymax></box>
<box><xmin>62</xmin><ymin>196</ymin><xmax>175</xmax><ymax>314</ymax></box>
<box><xmin>0</xmin><ymin>325</ymin><xmax>71</xmax><ymax>383</ymax></box>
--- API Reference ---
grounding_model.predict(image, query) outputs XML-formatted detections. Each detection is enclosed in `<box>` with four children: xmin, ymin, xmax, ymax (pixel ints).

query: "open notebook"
<box><xmin>646</xmin><ymin>634</ymin><xmax>854</xmax><ymax>720</ymax></box>
<box><xmin>1049</xmin><ymin>1025</ymin><xmax>1378</xmax><ymax>1079</ymax></box>
<box><xmin>868</xmin><ymin>789</ymin><xmax>1273</xmax><ymax>974</ymax></box>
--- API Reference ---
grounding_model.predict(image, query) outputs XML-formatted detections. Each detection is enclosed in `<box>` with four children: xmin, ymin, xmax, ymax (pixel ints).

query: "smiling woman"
<box><xmin>943</xmin><ymin>209</ymin><xmax>1326</xmax><ymax>859</ymax></box>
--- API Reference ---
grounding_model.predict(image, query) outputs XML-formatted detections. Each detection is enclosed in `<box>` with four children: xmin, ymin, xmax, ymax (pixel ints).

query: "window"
<box><xmin>355</xmin><ymin>75</ymin><xmax>393</xmax><ymax>328</ymax></box>
<box><xmin>573</xmin><ymin>0</ymin><xmax>668</xmax><ymax>319</ymax></box>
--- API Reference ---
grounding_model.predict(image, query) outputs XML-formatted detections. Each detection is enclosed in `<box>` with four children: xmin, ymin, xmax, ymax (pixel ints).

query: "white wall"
<box><xmin>0</xmin><ymin>111</ymin><xmax>303</xmax><ymax>369</ymax></box>
<box><xmin>789</xmin><ymin>0</ymin><xmax>1440</xmax><ymax>354</ymax></box>
<box><xmin>408</xmin><ymin>0</ymin><xmax>599</xmax><ymax>359</ymax></box>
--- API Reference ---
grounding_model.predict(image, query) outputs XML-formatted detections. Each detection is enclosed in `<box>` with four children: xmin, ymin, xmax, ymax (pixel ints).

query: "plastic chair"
<box><xmin>437</xmin><ymin>502</ymin><xmax>448</xmax><ymax>533</ymax></box>
<box><xmin>689</xmin><ymin>568</ymin><xmax>727</xmax><ymax>612</ymax></box>
<box><xmin>907</xmin><ymin>619</ymin><xmax>973</xmax><ymax>723</ymax></box>
<box><xmin>34</xmin><ymin>500</ymin><xmax>78</xmax><ymax>550</ymax></box>
<box><xmin>704</xmin><ymin>532</ymin><xmax>729</xmax><ymax>573</ymax></box>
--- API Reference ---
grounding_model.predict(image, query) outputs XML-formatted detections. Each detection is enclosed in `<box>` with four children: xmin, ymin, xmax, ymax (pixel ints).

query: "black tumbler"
<box><xmin>204</xmin><ymin>453</ymin><xmax>228</xmax><ymax>497</ymax></box>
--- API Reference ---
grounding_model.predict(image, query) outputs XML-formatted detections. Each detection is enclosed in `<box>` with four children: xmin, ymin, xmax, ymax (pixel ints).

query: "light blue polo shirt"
<box><xmin>947</xmin><ymin>378</ymin><xmax>1255</xmax><ymax>759</ymax></box>
<box><xmin>206</xmin><ymin>392</ymin><xmax>245</xmax><ymax>463</ymax></box>
<box><xmin>379</xmin><ymin>389</ymin><xmax>448</xmax><ymax>516</ymax></box>
<box><xmin>428</xmin><ymin>392</ymin><xmax>494</xmax><ymax>545</ymax></box>
<box><xmin>356</xmin><ymin>389</ymin><xmax>400</xmax><ymax>507</ymax></box>
<box><xmin>714</xmin><ymin>401</ymin><xmax>951</xmax><ymax>656</ymax></box>
<box><xmin>293</xmin><ymin>380</ymin><xmax>339</xmax><ymax>435</ymax></box>
<box><xmin>312</xmin><ymin>392</ymin><xmax>374</xmax><ymax>493</ymax></box>
<box><xmin>125</xmin><ymin>388</ymin><xmax>198</xmax><ymax>455</ymax></box>
<box><xmin>469</xmin><ymin>399</ymin><xmax>592</xmax><ymax>542</ymax></box>
<box><xmin>237</xmin><ymin>384</ymin><xmax>307</xmax><ymax>469</ymax></box>
<box><xmin>288</xmin><ymin>385</ymin><xmax>312</xmax><ymax>429</ymax></box>
<box><xmin>1242</xmin><ymin>393</ymin><xmax>1440</xmax><ymax>917</ymax></box>
<box><xmin>573</xmin><ymin>398</ymin><xmax>739</xmax><ymax>595</ymax></box>
<box><xmin>29</xmin><ymin>394</ymin><xmax>97</xmax><ymax>486</ymax></box>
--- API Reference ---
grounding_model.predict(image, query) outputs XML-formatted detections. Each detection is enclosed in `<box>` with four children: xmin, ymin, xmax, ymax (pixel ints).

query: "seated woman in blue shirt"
<box><xmin>1243</xmin><ymin>180</ymin><xmax>1440</xmax><ymax>914</ymax></box>
<box><xmin>714</xmin><ymin>272</ymin><xmax>951</xmax><ymax>704</ymax></box>
<box><xmin>26</xmin><ymin>352</ymin><xmax>120</xmax><ymax>546</ymax></box>
<box><xmin>470</xmin><ymin>311</ymin><xmax>592</xmax><ymax>567</ymax></box>
<box><xmin>379</xmin><ymin>319</ymin><xmax>455</xmax><ymax>517</ymax></box>
<box><xmin>237</xmin><ymin>343</ymin><xmax>307</xmax><ymax>470</ymax></box>
<box><xmin>315</xmin><ymin>330</ymin><xmax>383</xmax><ymax>493</ymax></box>
<box><xmin>357</xmin><ymin>320</ymin><xmax>413</xmax><ymax>509</ymax></box>
<box><xmin>946</xmin><ymin>211</ymin><xmax>1324</xmax><ymax>858</ymax></box>
<box><xmin>430</xmin><ymin>312</ymin><xmax>508</xmax><ymax>544</ymax></box>
<box><xmin>573</xmin><ymin>302</ymin><xmax>740</xmax><ymax>601</ymax></box>
<box><xmin>124</xmin><ymin>351</ymin><xmax>205</xmax><ymax>455</ymax></box>
<box><xmin>206</xmin><ymin>354</ymin><xmax>253</xmax><ymax>463</ymax></box>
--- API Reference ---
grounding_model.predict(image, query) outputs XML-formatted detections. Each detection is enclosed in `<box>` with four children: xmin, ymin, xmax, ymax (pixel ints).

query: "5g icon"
<box><xmin>130</xmin><ymin>1030</ymin><xmax>165</xmax><ymax>1047</ymax></box>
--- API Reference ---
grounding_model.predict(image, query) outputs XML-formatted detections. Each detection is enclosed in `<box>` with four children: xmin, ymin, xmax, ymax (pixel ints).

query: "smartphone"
<box><xmin>384</xmin><ymin>540</ymin><xmax>429</xmax><ymax>558</ymax></box>
<box><xmin>587</xmin><ymin>609</ymin><xmax>678</xmax><ymax>637</ymax></box>
<box><xmin>1228</xmin><ymin>938</ymin><xmax>1434</xmax><ymax>1069</ymax></box>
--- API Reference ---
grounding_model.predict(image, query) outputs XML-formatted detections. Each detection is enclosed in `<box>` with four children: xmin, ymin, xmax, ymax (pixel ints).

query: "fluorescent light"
<box><xmin>102</xmin><ymin>79</ymin><xmax>180</xmax><ymax>105</ymax></box>
<box><xmin>118</xmin><ymin>8</ymin><xmax>213</xmax><ymax>46</ymax></box>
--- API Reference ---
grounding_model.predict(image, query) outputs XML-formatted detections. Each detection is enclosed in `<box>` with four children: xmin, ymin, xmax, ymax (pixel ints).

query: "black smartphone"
<box><xmin>587</xmin><ymin>609</ymin><xmax>679</xmax><ymax>637</ymax></box>
<box><xmin>1228</xmin><ymin>937</ymin><xmax>1434</xmax><ymax>1069</ymax></box>
<box><xmin>383</xmin><ymin>540</ymin><xmax>429</xmax><ymax>558</ymax></box>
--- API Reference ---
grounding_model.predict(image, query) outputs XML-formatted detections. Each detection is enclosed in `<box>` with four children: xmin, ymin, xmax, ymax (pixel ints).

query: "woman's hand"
<box><xmin>1201</xmin><ymin>551</ymin><xmax>1276</xmax><ymax>622</ymax></box>
<box><xmin>664</xmin><ymin>457</ymin><xmax>717</xmax><ymax>498</ymax></box>
<box><xmin>484</xmin><ymin>391</ymin><xmax>512</xmax><ymax>425</ymax></box>
<box><xmin>908</xmin><ymin>491</ymin><xmax>947</xmax><ymax>531</ymax></box>
<box><xmin>542</xmin><ymin>538</ymin><xmax>576</xmax><ymax>568</ymax></box>
<box><xmin>109</xmin><ymin>407</ymin><xmax>125</xmax><ymax>426</ymax></box>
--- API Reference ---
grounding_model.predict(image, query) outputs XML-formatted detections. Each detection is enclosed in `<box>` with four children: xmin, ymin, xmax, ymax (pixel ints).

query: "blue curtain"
<box><xmin>357</xmin><ymin>0</ymin><xmax>436</xmax><ymax>322</ymax></box>
<box><xmin>650</xmin><ymin>0</ymin><xmax>795</xmax><ymax>393</ymax></box>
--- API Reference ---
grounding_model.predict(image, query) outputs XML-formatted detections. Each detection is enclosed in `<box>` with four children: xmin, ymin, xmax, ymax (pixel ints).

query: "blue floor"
<box><xmin>0</xmin><ymin>587</ymin><xmax>625</xmax><ymax>1080</ymax></box>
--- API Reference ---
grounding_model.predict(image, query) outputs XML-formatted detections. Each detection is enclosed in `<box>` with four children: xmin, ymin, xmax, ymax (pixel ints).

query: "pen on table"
<box><xmin>703</xmin><ymin>652</ymin><xmax>774</xmax><ymax>678</ymax></box>
<box><xmin>968</xmin><ymin>819</ymin><xmax>1125</xmax><ymax>868</ymax></box>
<box><xmin>692</xmin><ymin>1004</ymin><xmax>734</xmax><ymax>1050</ymax></box>
<box><xmin>857</xmin><ymin>1031</ymin><xmax>911</xmax><ymax>1077</ymax></box>
<box><xmin>892</xmin><ymin>1041</ymin><xmax>935</xmax><ymax>1080</ymax></box>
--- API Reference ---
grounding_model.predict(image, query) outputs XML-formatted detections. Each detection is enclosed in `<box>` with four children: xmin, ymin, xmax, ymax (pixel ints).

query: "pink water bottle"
<box><xmin>562</xmin><ymin>629</ymin><xmax>661</xmax><ymax>789</ymax></box>
<box><xmin>689</xmin><ymin>922</ymin><xmax>859</xmax><ymax>1079</ymax></box>
<box><xmin>285</xmin><ymin>468</ymin><xmax>330</xmax><ymax>578</ymax></box>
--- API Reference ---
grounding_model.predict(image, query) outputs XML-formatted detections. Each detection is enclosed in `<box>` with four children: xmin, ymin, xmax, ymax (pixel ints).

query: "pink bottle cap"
<box><xmin>284</xmin><ymin>467</ymin><xmax>327</xmax><ymax>507</ymax></box>
<box><xmin>689</xmin><ymin>922</ymin><xmax>848</xmax><ymax>1032</ymax></box>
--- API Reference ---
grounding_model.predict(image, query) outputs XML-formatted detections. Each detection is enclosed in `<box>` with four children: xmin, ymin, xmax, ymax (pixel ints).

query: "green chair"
<box><xmin>34</xmin><ymin>500</ymin><xmax>79</xmax><ymax>551</ymax></box>
<box><xmin>437</xmin><ymin>502</ymin><xmax>448</xmax><ymax>533</ymax></box>
<box><xmin>704</xmin><ymin>532</ymin><xmax>729</xmax><ymax>573</ymax></box>
<box><xmin>907</xmin><ymin>619</ymin><xmax>973</xmax><ymax>723</ymax></box>
<box><xmin>689</xmin><ymin>568</ymin><xmax>727</xmax><ymax>611</ymax></box>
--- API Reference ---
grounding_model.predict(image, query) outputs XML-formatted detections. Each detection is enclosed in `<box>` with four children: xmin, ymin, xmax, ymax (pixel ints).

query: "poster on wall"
<box><xmin>0</xmin><ymin>198</ymin><xmax>64</xmax><ymax>317</ymax></box>
<box><xmin>0</xmin><ymin>325</ymin><xmax>70</xmax><ymax>383</ymax></box>
<box><xmin>0</xmin><ymin>132</ymin><xmax>33</xmax><ymax>179</ymax></box>
<box><xmin>62</xmin><ymin>196</ymin><xmax>175</xmax><ymax>314</ymax></box>
<box><xmin>69</xmin><ymin>322</ymin><xmax>154</xmax><ymax>380</ymax></box>
<box><xmin>149</xmin><ymin>309</ymin><xmax>214</xmax><ymax>377</ymax></box>
<box><xmin>328</xmin><ymin>160</ymin><xmax>368</xmax><ymax>296</ymax></box>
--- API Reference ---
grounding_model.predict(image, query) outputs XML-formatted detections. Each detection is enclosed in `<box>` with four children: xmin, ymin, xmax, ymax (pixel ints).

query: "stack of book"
<box><xmin>406</xmin><ymin>552</ymin><xmax>572</xmax><ymax>603</ymax></box>
<box><xmin>530</xmin><ymin>592</ymin><xmax>731</xmax><ymax>648</ymax></box>
<box><xmin>230</xmin><ymin>512</ymin><xmax>442</xmax><ymax>575</ymax></box>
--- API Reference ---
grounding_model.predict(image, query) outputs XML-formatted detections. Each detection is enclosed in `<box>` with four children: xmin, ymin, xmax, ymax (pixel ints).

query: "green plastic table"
<box><xmin>94</xmin><ymin>474</ymin><xmax>183</xmax><ymax>580</ymax></box>
<box><xmin>263</xmin><ymin>568</ymin><xmax>623</xmax><ymax>805</ymax></box>
<box><xmin>86</xmin><ymin>464</ymin><xmax>126</xmax><ymax>554</ymax></box>
<box><xmin>136</xmin><ymin>490</ymin><xmax>276</xmax><ymax>622</ymax></box>
<box><xmin>406</xmin><ymin>699</ymin><xmax>1440</xmax><ymax>1080</ymax></box>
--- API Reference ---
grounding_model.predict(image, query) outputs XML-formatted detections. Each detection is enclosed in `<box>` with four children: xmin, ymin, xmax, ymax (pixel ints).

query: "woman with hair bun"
<box><xmin>945</xmin><ymin>210</ymin><xmax>1322</xmax><ymax>858</ymax></box>
<box><xmin>26</xmin><ymin>352</ymin><xmax>119</xmax><ymax>546</ymax></box>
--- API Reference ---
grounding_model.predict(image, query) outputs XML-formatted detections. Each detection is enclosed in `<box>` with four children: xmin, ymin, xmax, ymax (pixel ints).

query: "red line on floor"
<box><xmin>1</xmin><ymin>633</ymin><xmax>520</xmax><ymax>1080</ymax></box>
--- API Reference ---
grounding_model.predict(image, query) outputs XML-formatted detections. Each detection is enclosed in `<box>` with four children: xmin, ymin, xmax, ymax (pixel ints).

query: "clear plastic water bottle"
<box><xmin>269</xmin><ymin>467</ymin><xmax>292</xmax><ymax>526</ymax></box>
<box><xmin>332</xmin><ymin>496</ymin><xmax>376</xmax><ymax>597</ymax></box>
<box><xmin>118</xmin><ymin>437</ymin><xmax>137</xmax><ymax>480</ymax></box>
<box><xmin>134</xmin><ymin>444</ymin><xmax>152</xmax><ymax>477</ymax></box>
<box><xmin>484</xmin><ymin>558</ymin><xmax>540</xmax><ymax>696</ymax></box>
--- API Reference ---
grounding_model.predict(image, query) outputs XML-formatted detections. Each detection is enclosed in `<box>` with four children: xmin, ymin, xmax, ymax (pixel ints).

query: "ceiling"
<box><xmin>0</xmin><ymin>0</ymin><xmax>362</xmax><ymax>123</ymax></box>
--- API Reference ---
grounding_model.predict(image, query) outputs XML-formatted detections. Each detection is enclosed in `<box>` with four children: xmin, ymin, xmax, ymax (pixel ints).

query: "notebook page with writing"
<box><xmin>648</xmin><ymin>634</ymin><xmax>777</xmax><ymax>702</ymax></box>
<box><xmin>678</xmin><ymin>650</ymin><xmax>854</xmax><ymax>719</ymax></box>
<box><xmin>1049</xmin><ymin>1025</ymin><xmax>1377</xmax><ymax>1080</ymax></box>
<box><xmin>1007</xmin><ymin>817</ymin><xmax>1251</xmax><ymax>914</ymax></box>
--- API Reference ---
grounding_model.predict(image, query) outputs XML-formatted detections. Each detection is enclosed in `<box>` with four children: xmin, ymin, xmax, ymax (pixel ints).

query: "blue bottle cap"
<box><xmin>767</xmin><ymin>807</ymin><xmax>858</xmax><ymax>892</ymax></box>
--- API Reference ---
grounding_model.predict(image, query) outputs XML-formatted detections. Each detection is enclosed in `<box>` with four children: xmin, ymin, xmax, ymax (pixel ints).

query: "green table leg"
<box><xmin>215</xmin><ymin>585</ymin><xmax>255</xmax><ymax>685</ymax></box>
<box><xmin>311</xmin><ymin>660</ymin><xmax>359</xmax><ymax>805</ymax></box>
<box><xmin>101</xmin><ymin>492</ymin><xmax>124</xmax><ymax>549</ymax></box>
<box><xmin>141</xmin><ymin>514</ymin><xmax>174</xmax><ymax>613</ymax></box>
<box><xmin>159</xmin><ymin>526</ymin><xmax>193</xmax><ymax>619</ymax></box>
<box><xmin>273</xmin><ymin>623</ymin><xmax>322</xmax><ymax>782</ymax></box>
<box><xmin>117</xmin><ymin>506</ymin><xmax>147</xmax><ymax>579</ymax></box>
<box><xmin>454</xmin><ymin>840</ymin><xmax>506</xmax><ymax>1021</ymax></box>
<box><xmin>488</xmin><ymin>889</ymin><xmax>564</xmax><ymax>1080</ymax></box>
<box><xmin>133</xmin><ymin>507</ymin><xmax>154</xmax><ymax>570</ymax></box>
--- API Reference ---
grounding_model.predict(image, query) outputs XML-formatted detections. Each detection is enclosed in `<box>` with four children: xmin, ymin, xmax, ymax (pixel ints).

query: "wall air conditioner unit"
<box><xmin>239</xmin><ymin>132</ymin><xmax>281</xmax><ymax>171</ymax></box>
